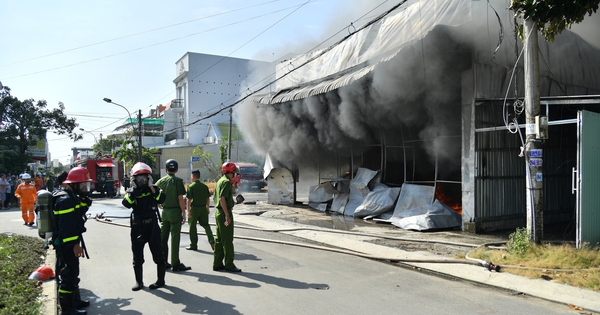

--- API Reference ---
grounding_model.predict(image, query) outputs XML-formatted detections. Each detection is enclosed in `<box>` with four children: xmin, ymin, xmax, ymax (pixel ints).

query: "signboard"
<box><xmin>529</xmin><ymin>158</ymin><xmax>543</xmax><ymax>166</ymax></box>
<box><xmin>191</xmin><ymin>156</ymin><xmax>200</xmax><ymax>162</ymax></box>
<box><xmin>530</xmin><ymin>149</ymin><xmax>543</xmax><ymax>157</ymax></box>
<box><xmin>27</xmin><ymin>132</ymin><xmax>48</xmax><ymax>160</ymax></box>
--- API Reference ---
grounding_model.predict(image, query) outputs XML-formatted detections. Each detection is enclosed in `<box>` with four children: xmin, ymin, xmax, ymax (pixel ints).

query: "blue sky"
<box><xmin>1</xmin><ymin>0</ymin><xmax>598</xmax><ymax>163</ymax></box>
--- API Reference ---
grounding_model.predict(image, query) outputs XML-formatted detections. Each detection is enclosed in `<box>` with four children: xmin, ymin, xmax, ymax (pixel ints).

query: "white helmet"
<box><xmin>22</xmin><ymin>173</ymin><xmax>32</xmax><ymax>180</ymax></box>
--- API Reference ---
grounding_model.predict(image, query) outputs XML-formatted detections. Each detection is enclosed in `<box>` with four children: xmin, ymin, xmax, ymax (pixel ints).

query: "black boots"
<box><xmin>132</xmin><ymin>265</ymin><xmax>143</xmax><ymax>291</ymax></box>
<box><xmin>59</xmin><ymin>292</ymin><xmax>87</xmax><ymax>315</ymax></box>
<box><xmin>74</xmin><ymin>288</ymin><xmax>90</xmax><ymax>308</ymax></box>
<box><xmin>149</xmin><ymin>264</ymin><xmax>166</xmax><ymax>289</ymax></box>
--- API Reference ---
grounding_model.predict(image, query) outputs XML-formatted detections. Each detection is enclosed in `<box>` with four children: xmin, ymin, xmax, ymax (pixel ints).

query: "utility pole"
<box><xmin>138</xmin><ymin>109</ymin><xmax>143</xmax><ymax>163</ymax></box>
<box><xmin>524</xmin><ymin>18</ymin><xmax>543</xmax><ymax>243</ymax></box>
<box><xmin>227</xmin><ymin>108</ymin><xmax>233</xmax><ymax>161</ymax></box>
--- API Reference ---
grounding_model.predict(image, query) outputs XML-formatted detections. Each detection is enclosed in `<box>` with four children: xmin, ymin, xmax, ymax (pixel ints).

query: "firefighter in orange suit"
<box><xmin>34</xmin><ymin>172</ymin><xmax>44</xmax><ymax>191</ymax></box>
<box><xmin>14</xmin><ymin>173</ymin><xmax>37</xmax><ymax>226</ymax></box>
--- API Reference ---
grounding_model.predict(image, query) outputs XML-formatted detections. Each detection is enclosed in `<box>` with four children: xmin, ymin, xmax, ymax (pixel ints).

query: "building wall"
<box><xmin>172</xmin><ymin>52</ymin><xmax>271</xmax><ymax>146</ymax></box>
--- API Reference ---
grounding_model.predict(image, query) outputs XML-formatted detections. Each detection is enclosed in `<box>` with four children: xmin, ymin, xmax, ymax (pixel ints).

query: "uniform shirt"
<box><xmin>155</xmin><ymin>174</ymin><xmax>186</xmax><ymax>209</ymax></box>
<box><xmin>122</xmin><ymin>185</ymin><xmax>166</xmax><ymax>220</ymax></box>
<box><xmin>187</xmin><ymin>180</ymin><xmax>210</xmax><ymax>207</ymax></box>
<box><xmin>52</xmin><ymin>189</ymin><xmax>91</xmax><ymax>245</ymax></box>
<box><xmin>14</xmin><ymin>183</ymin><xmax>37</xmax><ymax>204</ymax></box>
<box><xmin>214</xmin><ymin>175</ymin><xmax>234</xmax><ymax>211</ymax></box>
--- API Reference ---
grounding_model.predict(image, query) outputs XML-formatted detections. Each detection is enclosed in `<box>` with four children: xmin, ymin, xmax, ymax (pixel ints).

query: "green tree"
<box><xmin>0</xmin><ymin>86</ymin><xmax>80</xmax><ymax>172</ymax></box>
<box><xmin>220</xmin><ymin>136</ymin><xmax>234</xmax><ymax>164</ymax></box>
<box><xmin>510</xmin><ymin>0</ymin><xmax>600</xmax><ymax>41</ymax></box>
<box><xmin>93</xmin><ymin>136</ymin><xmax>125</xmax><ymax>156</ymax></box>
<box><xmin>192</xmin><ymin>145</ymin><xmax>221</xmax><ymax>181</ymax></box>
<box><xmin>112</xmin><ymin>139</ymin><xmax>158</xmax><ymax>169</ymax></box>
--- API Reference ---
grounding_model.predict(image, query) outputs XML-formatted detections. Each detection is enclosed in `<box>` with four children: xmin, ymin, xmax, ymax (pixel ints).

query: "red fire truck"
<box><xmin>73</xmin><ymin>156</ymin><xmax>122</xmax><ymax>196</ymax></box>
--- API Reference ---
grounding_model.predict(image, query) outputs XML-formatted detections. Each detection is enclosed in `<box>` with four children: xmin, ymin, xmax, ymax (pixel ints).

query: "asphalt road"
<box><xmin>1</xmin><ymin>196</ymin><xmax>583</xmax><ymax>315</ymax></box>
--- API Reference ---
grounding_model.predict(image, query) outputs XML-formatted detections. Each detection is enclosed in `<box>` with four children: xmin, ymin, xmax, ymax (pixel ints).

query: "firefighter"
<box><xmin>34</xmin><ymin>172</ymin><xmax>44</xmax><ymax>191</ymax></box>
<box><xmin>105</xmin><ymin>173</ymin><xmax>115</xmax><ymax>198</ymax></box>
<box><xmin>53</xmin><ymin>167</ymin><xmax>93</xmax><ymax>315</ymax></box>
<box><xmin>122</xmin><ymin>162</ymin><xmax>166</xmax><ymax>291</ymax></box>
<box><xmin>14</xmin><ymin>173</ymin><xmax>37</xmax><ymax>226</ymax></box>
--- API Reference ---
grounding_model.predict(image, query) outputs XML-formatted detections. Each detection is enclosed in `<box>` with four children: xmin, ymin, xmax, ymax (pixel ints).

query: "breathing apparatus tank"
<box><xmin>35</xmin><ymin>190</ymin><xmax>54</xmax><ymax>242</ymax></box>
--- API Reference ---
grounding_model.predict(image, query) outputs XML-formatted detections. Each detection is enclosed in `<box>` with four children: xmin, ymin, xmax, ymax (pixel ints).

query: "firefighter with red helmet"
<box><xmin>122</xmin><ymin>162</ymin><xmax>166</xmax><ymax>291</ymax></box>
<box><xmin>212</xmin><ymin>162</ymin><xmax>241</xmax><ymax>272</ymax></box>
<box><xmin>53</xmin><ymin>167</ymin><xmax>93</xmax><ymax>315</ymax></box>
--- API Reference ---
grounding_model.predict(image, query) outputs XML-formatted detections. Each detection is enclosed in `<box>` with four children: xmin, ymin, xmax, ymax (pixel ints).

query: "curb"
<box><xmin>42</xmin><ymin>248</ymin><xmax>57</xmax><ymax>315</ymax></box>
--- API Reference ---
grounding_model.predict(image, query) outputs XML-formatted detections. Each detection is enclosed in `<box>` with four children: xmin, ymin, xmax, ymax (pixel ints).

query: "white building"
<box><xmin>165</xmin><ymin>52</ymin><xmax>271</xmax><ymax>147</ymax></box>
<box><xmin>157</xmin><ymin>52</ymin><xmax>272</xmax><ymax>180</ymax></box>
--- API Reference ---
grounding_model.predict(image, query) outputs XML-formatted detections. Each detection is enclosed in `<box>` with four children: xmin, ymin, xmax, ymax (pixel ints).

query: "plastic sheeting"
<box><xmin>354</xmin><ymin>184</ymin><xmax>401</xmax><ymax>219</ymax></box>
<box><xmin>374</xmin><ymin>183</ymin><xmax>462</xmax><ymax>231</ymax></box>
<box><xmin>253</xmin><ymin>0</ymin><xmax>600</xmax><ymax>105</ymax></box>
<box><xmin>266</xmin><ymin>168</ymin><xmax>294</xmax><ymax>205</ymax></box>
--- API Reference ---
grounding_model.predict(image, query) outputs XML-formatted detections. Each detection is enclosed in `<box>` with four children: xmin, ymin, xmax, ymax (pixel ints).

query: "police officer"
<box><xmin>122</xmin><ymin>162</ymin><xmax>166</xmax><ymax>291</ymax></box>
<box><xmin>155</xmin><ymin>159</ymin><xmax>191</xmax><ymax>271</ymax></box>
<box><xmin>53</xmin><ymin>167</ymin><xmax>93</xmax><ymax>315</ymax></box>
<box><xmin>186</xmin><ymin>169</ymin><xmax>214</xmax><ymax>251</ymax></box>
<box><xmin>213</xmin><ymin>162</ymin><xmax>241</xmax><ymax>272</ymax></box>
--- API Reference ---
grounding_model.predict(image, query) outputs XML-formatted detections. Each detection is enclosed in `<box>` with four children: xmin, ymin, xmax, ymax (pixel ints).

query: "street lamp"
<box><xmin>103</xmin><ymin>98</ymin><xmax>142</xmax><ymax>162</ymax></box>
<box><xmin>79</xmin><ymin>128</ymin><xmax>98</xmax><ymax>143</ymax></box>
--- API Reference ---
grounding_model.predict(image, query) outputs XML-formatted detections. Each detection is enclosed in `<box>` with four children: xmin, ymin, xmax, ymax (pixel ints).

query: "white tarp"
<box><xmin>354</xmin><ymin>184</ymin><xmax>401</xmax><ymax>219</ymax></box>
<box><xmin>308</xmin><ymin>184</ymin><xmax>335</xmax><ymax>212</ymax></box>
<box><xmin>374</xmin><ymin>183</ymin><xmax>461</xmax><ymax>231</ymax></box>
<box><xmin>266</xmin><ymin>168</ymin><xmax>294</xmax><ymax>205</ymax></box>
<box><xmin>342</xmin><ymin>168</ymin><xmax>380</xmax><ymax>216</ymax></box>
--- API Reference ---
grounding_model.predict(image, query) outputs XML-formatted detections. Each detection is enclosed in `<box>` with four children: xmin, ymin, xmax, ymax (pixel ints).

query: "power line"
<box><xmin>2</xmin><ymin>2</ymin><xmax>308</xmax><ymax>80</ymax></box>
<box><xmin>0</xmin><ymin>0</ymin><xmax>279</xmax><ymax>68</ymax></box>
<box><xmin>165</xmin><ymin>0</ymin><xmax>404</xmax><ymax>133</ymax></box>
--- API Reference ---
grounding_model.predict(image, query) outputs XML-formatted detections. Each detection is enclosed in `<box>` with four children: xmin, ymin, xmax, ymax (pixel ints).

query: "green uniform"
<box><xmin>213</xmin><ymin>174</ymin><xmax>236</xmax><ymax>269</ymax></box>
<box><xmin>155</xmin><ymin>173</ymin><xmax>186</xmax><ymax>266</ymax></box>
<box><xmin>186</xmin><ymin>180</ymin><xmax>214</xmax><ymax>249</ymax></box>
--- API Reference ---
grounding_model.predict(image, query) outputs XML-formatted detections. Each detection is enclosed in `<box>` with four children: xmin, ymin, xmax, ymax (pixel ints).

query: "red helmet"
<box><xmin>29</xmin><ymin>265</ymin><xmax>55</xmax><ymax>281</ymax></box>
<box><xmin>221</xmin><ymin>162</ymin><xmax>236</xmax><ymax>174</ymax></box>
<box><xmin>106</xmin><ymin>173</ymin><xmax>112</xmax><ymax>178</ymax></box>
<box><xmin>63</xmin><ymin>167</ymin><xmax>92</xmax><ymax>184</ymax></box>
<box><xmin>131</xmin><ymin>162</ymin><xmax>152</xmax><ymax>176</ymax></box>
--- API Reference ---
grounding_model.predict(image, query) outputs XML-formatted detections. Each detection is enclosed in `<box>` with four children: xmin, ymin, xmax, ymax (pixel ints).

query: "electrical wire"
<box><xmin>0</xmin><ymin>0</ymin><xmax>280</xmax><ymax>68</ymax></box>
<box><xmin>165</xmin><ymin>0</ymin><xmax>410</xmax><ymax>134</ymax></box>
<box><xmin>2</xmin><ymin>3</ymin><xmax>311</xmax><ymax>80</ymax></box>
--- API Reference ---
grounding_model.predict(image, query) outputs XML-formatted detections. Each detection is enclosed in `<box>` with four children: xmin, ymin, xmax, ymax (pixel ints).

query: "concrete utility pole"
<box><xmin>138</xmin><ymin>109</ymin><xmax>143</xmax><ymax>162</ymax></box>
<box><xmin>227</xmin><ymin>107</ymin><xmax>233</xmax><ymax>161</ymax></box>
<box><xmin>524</xmin><ymin>18</ymin><xmax>543</xmax><ymax>243</ymax></box>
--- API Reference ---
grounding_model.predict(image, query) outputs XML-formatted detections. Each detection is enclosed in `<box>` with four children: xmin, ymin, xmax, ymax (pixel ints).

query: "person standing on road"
<box><xmin>0</xmin><ymin>173</ymin><xmax>8</xmax><ymax>210</ymax></box>
<box><xmin>14</xmin><ymin>173</ymin><xmax>37</xmax><ymax>226</ymax></box>
<box><xmin>213</xmin><ymin>162</ymin><xmax>241</xmax><ymax>272</ymax></box>
<box><xmin>106</xmin><ymin>173</ymin><xmax>115</xmax><ymax>198</ymax></box>
<box><xmin>186</xmin><ymin>170</ymin><xmax>214</xmax><ymax>251</ymax></box>
<box><xmin>52</xmin><ymin>167</ymin><xmax>93</xmax><ymax>315</ymax></box>
<box><xmin>122</xmin><ymin>162</ymin><xmax>167</xmax><ymax>291</ymax></box>
<box><xmin>155</xmin><ymin>159</ymin><xmax>191</xmax><ymax>272</ymax></box>
<box><xmin>34</xmin><ymin>172</ymin><xmax>44</xmax><ymax>191</ymax></box>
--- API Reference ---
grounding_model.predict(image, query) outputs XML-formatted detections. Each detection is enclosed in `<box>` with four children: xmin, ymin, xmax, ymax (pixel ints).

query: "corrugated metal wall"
<box><xmin>474</xmin><ymin>100</ymin><xmax>578</xmax><ymax>238</ymax></box>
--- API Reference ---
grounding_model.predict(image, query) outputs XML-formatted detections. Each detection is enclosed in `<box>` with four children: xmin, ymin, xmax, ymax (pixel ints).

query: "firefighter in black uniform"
<box><xmin>53</xmin><ymin>167</ymin><xmax>93</xmax><ymax>315</ymax></box>
<box><xmin>122</xmin><ymin>162</ymin><xmax>166</xmax><ymax>291</ymax></box>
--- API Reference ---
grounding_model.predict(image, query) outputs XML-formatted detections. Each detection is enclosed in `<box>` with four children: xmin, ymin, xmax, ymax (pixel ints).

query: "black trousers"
<box><xmin>131</xmin><ymin>220</ymin><xmax>163</xmax><ymax>266</ymax></box>
<box><xmin>56</xmin><ymin>243</ymin><xmax>80</xmax><ymax>293</ymax></box>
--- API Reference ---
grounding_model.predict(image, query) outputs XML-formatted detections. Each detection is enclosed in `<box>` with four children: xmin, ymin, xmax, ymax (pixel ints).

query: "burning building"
<box><xmin>236</xmin><ymin>0</ymin><xmax>600</xmax><ymax>242</ymax></box>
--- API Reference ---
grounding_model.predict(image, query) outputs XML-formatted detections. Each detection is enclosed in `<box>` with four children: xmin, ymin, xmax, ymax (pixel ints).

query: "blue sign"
<box><xmin>191</xmin><ymin>156</ymin><xmax>200</xmax><ymax>162</ymax></box>
<box><xmin>529</xmin><ymin>158</ymin><xmax>543</xmax><ymax>166</ymax></box>
<box><xmin>536</xmin><ymin>173</ymin><xmax>543</xmax><ymax>181</ymax></box>
<box><xmin>530</xmin><ymin>149</ymin><xmax>543</xmax><ymax>157</ymax></box>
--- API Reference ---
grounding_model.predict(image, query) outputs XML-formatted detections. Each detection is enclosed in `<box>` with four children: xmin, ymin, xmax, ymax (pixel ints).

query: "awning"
<box><xmin>252</xmin><ymin>0</ymin><xmax>470</xmax><ymax>105</ymax></box>
<box><xmin>97</xmin><ymin>162</ymin><xmax>115</xmax><ymax>168</ymax></box>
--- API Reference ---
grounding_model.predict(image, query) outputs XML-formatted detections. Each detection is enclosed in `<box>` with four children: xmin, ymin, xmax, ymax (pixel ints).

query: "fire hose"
<box><xmin>94</xmin><ymin>212</ymin><xmax>599</xmax><ymax>272</ymax></box>
<box><xmin>94</xmin><ymin>214</ymin><xmax>486</xmax><ymax>268</ymax></box>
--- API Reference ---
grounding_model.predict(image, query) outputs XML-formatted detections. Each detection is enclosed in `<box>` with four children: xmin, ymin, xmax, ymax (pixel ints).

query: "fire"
<box><xmin>435</xmin><ymin>185</ymin><xmax>462</xmax><ymax>216</ymax></box>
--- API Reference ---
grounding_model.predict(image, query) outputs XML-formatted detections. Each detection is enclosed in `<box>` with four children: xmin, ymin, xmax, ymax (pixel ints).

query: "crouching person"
<box><xmin>122</xmin><ymin>162</ymin><xmax>166</xmax><ymax>291</ymax></box>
